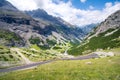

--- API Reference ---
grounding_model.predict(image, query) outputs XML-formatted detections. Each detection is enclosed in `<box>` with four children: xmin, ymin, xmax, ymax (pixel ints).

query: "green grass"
<box><xmin>46</xmin><ymin>39</ymin><xmax>56</xmax><ymax>46</ymax></box>
<box><xmin>68</xmin><ymin>28</ymin><xmax>120</xmax><ymax>56</ymax></box>
<box><xmin>20</xmin><ymin>47</ymin><xmax>57</xmax><ymax>62</ymax></box>
<box><xmin>0</xmin><ymin>29</ymin><xmax>21</xmax><ymax>41</ymax></box>
<box><xmin>30</xmin><ymin>44</ymin><xmax>41</xmax><ymax>50</ymax></box>
<box><xmin>0</xmin><ymin>46</ymin><xmax>21</xmax><ymax>62</ymax></box>
<box><xmin>0</xmin><ymin>46</ymin><xmax>23</xmax><ymax>68</ymax></box>
<box><xmin>0</xmin><ymin>29</ymin><xmax>23</xmax><ymax>47</ymax></box>
<box><xmin>29</xmin><ymin>37</ymin><xmax>41</xmax><ymax>44</ymax></box>
<box><xmin>0</xmin><ymin>56</ymin><xmax>120</xmax><ymax>80</ymax></box>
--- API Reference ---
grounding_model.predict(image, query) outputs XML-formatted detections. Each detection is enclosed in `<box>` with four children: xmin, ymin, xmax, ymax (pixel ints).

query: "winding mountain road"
<box><xmin>0</xmin><ymin>60</ymin><xmax>54</xmax><ymax>73</ymax></box>
<box><xmin>0</xmin><ymin>53</ymin><xmax>99</xmax><ymax>73</ymax></box>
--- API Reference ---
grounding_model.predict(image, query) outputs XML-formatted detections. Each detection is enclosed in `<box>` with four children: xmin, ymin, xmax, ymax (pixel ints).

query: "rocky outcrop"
<box><xmin>95</xmin><ymin>10</ymin><xmax>120</xmax><ymax>35</ymax></box>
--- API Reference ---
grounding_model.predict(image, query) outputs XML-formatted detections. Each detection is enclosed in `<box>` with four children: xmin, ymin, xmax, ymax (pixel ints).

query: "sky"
<box><xmin>7</xmin><ymin>0</ymin><xmax>120</xmax><ymax>27</ymax></box>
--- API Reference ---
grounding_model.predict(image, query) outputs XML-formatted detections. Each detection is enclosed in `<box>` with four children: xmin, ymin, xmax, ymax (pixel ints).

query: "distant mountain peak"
<box><xmin>25</xmin><ymin>9</ymin><xmax>75</xmax><ymax>28</ymax></box>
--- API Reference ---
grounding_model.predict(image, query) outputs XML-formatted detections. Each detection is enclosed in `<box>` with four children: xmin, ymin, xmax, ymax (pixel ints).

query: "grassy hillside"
<box><xmin>0</xmin><ymin>46</ymin><xmax>21</xmax><ymax>61</ymax></box>
<box><xmin>68</xmin><ymin>28</ymin><xmax>120</xmax><ymax>56</ymax></box>
<box><xmin>0</xmin><ymin>29</ymin><xmax>21</xmax><ymax>41</ymax></box>
<box><xmin>0</xmin><ymin>56</ymin><xmax>120</xmax><ymax>80</ymax></box>
<box><xmin>0</xmin><ymin>29</ymin><xmax>24</xmax><ymax>46</ymax></box>
<box><xmin>0</xmin><ymin>43</ymin><xmax>69</xmax><ymax>64</ymax></box>
<box><xmin>0</xmin><ymin>46</ymin><xmax>24</xmax><ymax>68</ymax></box>
<box><xmin>0</xmin><ymin>28</ymin><xmax>71</xmax><ymax>63</ymax></box>
<box><xmin>20</xmin><ymin>47</ymin><xmax>57</xmax><ymax>62</ymax></box>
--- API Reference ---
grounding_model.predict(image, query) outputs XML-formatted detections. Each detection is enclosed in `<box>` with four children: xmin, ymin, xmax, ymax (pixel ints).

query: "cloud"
<box><xmin>7</xmin><ymin>0</ymin><xmax>38</xmax><ymax>10</ymax></box>
<box><xmin>7</xmin><ymin>0</ymin><xmax>120</xmax><ymax>27</ymax></box>
<box><xmin>89</xmin><ymin>5</ymin><xmax>94</xmax><ymax>9</ymax></box>
<box><xmin>105</xmin><ymin>2</ymin><xmax>112</xmax><ymax>8</ymax></box>
<box><xmin>37</xmin><ymin>1</ymin><xmax>120</xmax><ymax>26</ymax></box>
<box><xmin>80</xmin><ymin>0</ymin><xmax>87</xmax><ymax>3</ymax></box>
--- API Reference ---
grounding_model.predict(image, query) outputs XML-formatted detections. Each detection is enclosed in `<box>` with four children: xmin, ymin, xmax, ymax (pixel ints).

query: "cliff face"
<box><xmin>94</xmin><ymin>10</ymin><xmax>120</xmax><ymax>35</ymax></box>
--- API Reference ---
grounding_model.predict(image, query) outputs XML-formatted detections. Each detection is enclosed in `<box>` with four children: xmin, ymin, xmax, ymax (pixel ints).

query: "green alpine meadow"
<box><xmin>0</xmin><ymin>0</ymin><xmax>120</xmax><ymax>80</ymax></box>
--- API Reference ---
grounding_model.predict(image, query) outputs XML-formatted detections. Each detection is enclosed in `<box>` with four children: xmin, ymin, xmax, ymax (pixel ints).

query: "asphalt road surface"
<box><xmin>67</xmin><ymin>53</ymin><xmax>99</xmax><ymax>60</ymax></box>
<box><xmin>0</xmin><ymin>53</ymin><xmax>99</xmax><ymax>73</ymax></box>
<box><xmin>0</xmin><ymin>60</ymin><xmax>54</xmax><ymax>73</ymax></box>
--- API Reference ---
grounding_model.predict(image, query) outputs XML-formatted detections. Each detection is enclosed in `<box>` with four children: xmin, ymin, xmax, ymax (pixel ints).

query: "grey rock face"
<box><xmin>0</xmin><ymin>0</ymin><xmax>85</xmax><ymax>47</ymax></box>
<box><xmin>95</xmin><ymin>10</ymin><xmax>120</xmax><ymax>35</ymax></box>
<box><xmin>25</xmin><ymin>9</ymin><xmax>85</xmax><ymax>41</ymax></box>
<box><xmin>0</xmin><ymin>0</ymin><xmax>18</xmax><ymax>11</ymax></box>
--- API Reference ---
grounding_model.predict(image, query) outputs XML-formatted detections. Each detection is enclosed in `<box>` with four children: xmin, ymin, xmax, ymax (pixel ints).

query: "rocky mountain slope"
<box><xmin>25</xmin><ymin>9</ymin><xmax>74</xmax><ymax>28</ymax></box>
<box><xmin>68</xmin><ymin>10</ymin><xmax>120</xmax><ymax>55</ymax></box>
<box><xmin>0</xmin><ymin>0</ymin><xmax>17</xmax><ymax>11</ymax></box>
<box><xmin>25</xmin><ymin>9</ymin><xmax>84</xmax><ymax>42</ymax></box>
<box><xmin>0</xmin><ymin>0</ymin><xmax>83</xmax><ymax>67</ymax></box>
<box><xmin>80</xmin><ymin>24</ymin><xmax>97</xmax><ymax>35</ymax></box>
<box><xmin>0</xmin><ymin>0</ymin><xmax>84</xmax><ymax>48</ymax></box>
<box><xmin>94</xmin><ymin>10</ymin><xmax>120</xmax><ymax>35</ymax></box>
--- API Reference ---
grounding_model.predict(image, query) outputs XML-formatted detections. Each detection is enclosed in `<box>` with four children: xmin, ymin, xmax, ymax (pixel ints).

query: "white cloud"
<box><xmin>7</xmin><ymin>0</ymin><xmax>120</xmax><ymax>27</ymax></box>
<box><xmin>7</xmin><ymin>0</ymin><xmax>38</xmax><ymax>10</ymax></box>
<box><xmin>89</xmin><ymin>5</ymin><xmax>94</xmax><ymax>9</ymax></box>
<box><xmin>80</xmin><ymin>0</ymin><xmax>87</xmax><ymax>3</ymax></box>
<box><xmin>105</xmin><ymin>2</ymin><xmax>112</xmax><ymax>8</ymax></box>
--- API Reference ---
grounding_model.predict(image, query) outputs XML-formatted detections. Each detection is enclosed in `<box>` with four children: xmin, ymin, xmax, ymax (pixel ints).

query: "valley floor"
<box><xmin>0</xmin><ymin>55</ymin><xmax>120</xmax><ymax>80</ymax></box>
<box><xmin>0</xmin><ymin>53</ymin><xmax>99</xmax><ymax>73</ymax></box>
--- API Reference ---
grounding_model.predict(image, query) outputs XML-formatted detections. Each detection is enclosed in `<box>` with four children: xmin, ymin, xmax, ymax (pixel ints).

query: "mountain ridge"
<box><xmin>91</xmin><ymin>10</ymin><xmax>120</xmax><ymax>37</ymax></box>
<box><xmin>0</xmin><ymin>0</ymin><xmax>18</xmax><ymax>11</ymax></box>
<box><xmin>0</xmin><ymin>0</ymin><xmax>85</xmax><ymax>49</ymax></box>
<box><xmin>68</xmin><ymin>10</ymin><xmax>120</xmax><ymax>55</ymax></box>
